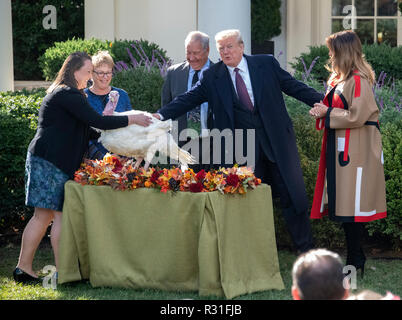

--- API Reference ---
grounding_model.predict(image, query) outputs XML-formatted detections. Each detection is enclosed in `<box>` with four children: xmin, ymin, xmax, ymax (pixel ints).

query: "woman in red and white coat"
<box><xmin>310</xmin><ymin>30</ymin><xmax>387</xmax><ymax>276</ymax></box>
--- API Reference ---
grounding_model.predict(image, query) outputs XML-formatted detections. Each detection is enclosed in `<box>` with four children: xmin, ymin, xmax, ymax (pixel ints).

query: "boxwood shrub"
<box><xmin>0</xmin><ymin>92</ymin><xmax>44</xmax><ymax>233</ymax></box>
<box><xmin>39</xmin><ymin>38</ymin><xmax>110</xmax><ymax>80</ymax></box>
<box><xmin>39</xmin><ymin>38</ymin><xmax>171</xmax><ymax>81</ymax></box>
<box><xmin>111</xmin><ymin>66</ymin><xmax>165</xmax><ymax>113</ymax></box>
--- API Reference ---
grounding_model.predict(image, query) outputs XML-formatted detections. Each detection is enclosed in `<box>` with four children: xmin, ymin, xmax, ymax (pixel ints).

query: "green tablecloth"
<box><xmin>58</xmin><ymin>181</ymin><xmax>284</xmax><ymax>299</ymax></box>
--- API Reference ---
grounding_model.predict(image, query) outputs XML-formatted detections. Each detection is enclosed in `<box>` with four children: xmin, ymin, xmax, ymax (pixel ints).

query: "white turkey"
<box><xmin>97</xmin><ymin>90</ymin><xmax>196</xmax><ymax>170</ymax></box>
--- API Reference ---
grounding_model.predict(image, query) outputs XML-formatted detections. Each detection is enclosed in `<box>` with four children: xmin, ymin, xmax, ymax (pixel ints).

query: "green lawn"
<box><xmin>1</xmin><ymin>241</ymin><xmax>401</xmax><ymax>300</ymax></box>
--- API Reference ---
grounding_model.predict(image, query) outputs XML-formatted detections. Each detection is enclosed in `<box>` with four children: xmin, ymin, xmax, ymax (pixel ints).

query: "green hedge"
<box><xmin>39</xmin><ymin>38</ymin><xmax>110</xmax><ymax>81</ymax></box>
<box><xmin>290</xmin><ymin>43</ymin><xmax>402</xmax><ymax>83</ymax></box>
<box><xmin>12</xmin><ymin>0</ymin><xmax>84</xmax><ymax>80</ymax></box>
<box><xmin>40</xmin><ymin>38</ymin><xmax>171</xmax><ymax>81</ymax></box>
<box><xmin>0</xmin><ymin>92</ymin><xmax>44</xmax><ymax>232</ymax></box>
<box><xmin>111</xmin><ymin>66</ymin><xmax>165</xmax><ymax>113</ymax></box>
<box><xmin>251</xmin><ymin>0</ymin><xmax>282</xmax><ymax>44</ymax></box>
<box><xmin>367</xmin><ymin>119</ymin><xmax>402</xmax><ymax>247</ymax></box>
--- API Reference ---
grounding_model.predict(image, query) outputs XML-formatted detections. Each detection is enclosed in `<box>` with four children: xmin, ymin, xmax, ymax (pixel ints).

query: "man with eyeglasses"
<box><xmin>84</xmin><ymin>50</ymin><xmax>133</xmax><ymax>160</ymax></box>
<box><xmin>155</xmin><ymin>29</ymin><xmax>324</xmax><ymax>254</ymax></box>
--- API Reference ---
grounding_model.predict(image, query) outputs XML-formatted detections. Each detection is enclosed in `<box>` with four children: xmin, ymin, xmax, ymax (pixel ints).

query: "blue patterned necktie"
<box><xmin>234</xmin><ymin>67</ymin><xmax>254</xmax><ymax>111</ymax></box>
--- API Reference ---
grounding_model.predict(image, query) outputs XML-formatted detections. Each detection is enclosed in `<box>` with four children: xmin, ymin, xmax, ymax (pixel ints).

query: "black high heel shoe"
<box><xmin>13</xmin><ymin>267</ymin><xmax>42</xmax><ymax>284</ymax></box>
<box><xmin>346</xmin><ymin>259</ymin><xmax>366</xmax><ymax>279</ymax></box>
<box><xmin>357</xmin><ymin>265</ymin><xmax>365</xmax><ymax>279</ymax></box>
<box><xmin>354</xmin><ymin>262</ymin><xmax>365</xmax><ymax>279</ymax></box>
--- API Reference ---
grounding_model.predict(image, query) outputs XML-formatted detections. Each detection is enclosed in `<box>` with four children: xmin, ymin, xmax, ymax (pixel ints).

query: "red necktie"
<box><xmin>234</xmin><ymin>67</ymin><xmax>253</xmax><ymax>111</ymax></box>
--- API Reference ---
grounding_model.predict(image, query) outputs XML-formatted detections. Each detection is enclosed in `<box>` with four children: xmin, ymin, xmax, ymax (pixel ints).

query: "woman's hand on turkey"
<box><xmin>151</xmin><ymin>113</ymin><xmax>161</xmax><ymax>120</ymax></box>
<box><xmin>128</xmin><ymin>114</ymin><xmax>153</xmax><ymax>127</ymax></box>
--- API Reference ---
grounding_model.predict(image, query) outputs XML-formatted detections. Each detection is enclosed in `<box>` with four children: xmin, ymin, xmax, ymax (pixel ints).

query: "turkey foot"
<box><xmin>133</xmin><ymin>157</ymin><xmax>144</xmax><ymax>169</ymax></box>
<box><xmin>144</xmin><ymin>161</ymin><xmax>151</xmax><ymax>171</ymax></box>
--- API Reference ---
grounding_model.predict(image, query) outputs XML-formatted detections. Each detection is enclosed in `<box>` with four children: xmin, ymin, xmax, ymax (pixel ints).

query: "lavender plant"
<box><xmin>114</xmin><ymin>41</ymin><xmax>172</xmax><ymax>78</ymax></box>
<box><xmin>373</xmin><ymin>72</ymin><xmax>402</xmax><ymax>122</ymax></box>
<box><xmin>299</xmin><ymin>56</ymin><xmax>320</xmax><ymax>82</ymax></box>
<box><xmin>111</xmin><ymin>41</ymin><xmax>173</xmax><ymax>114</ymax></box>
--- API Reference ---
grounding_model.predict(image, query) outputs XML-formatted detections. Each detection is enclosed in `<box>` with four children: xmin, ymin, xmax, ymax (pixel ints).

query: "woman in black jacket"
<box><xmin>13</xmin><ymin>52</ymin><xmax>152</xmax><ymax>283</ymax></box>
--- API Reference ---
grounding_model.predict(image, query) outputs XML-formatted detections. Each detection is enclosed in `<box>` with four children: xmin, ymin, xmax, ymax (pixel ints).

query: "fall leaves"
<box><xmin>74</xmin><ymin>153</ymin><xmax>261</xmax><ymax>194</ymax></box>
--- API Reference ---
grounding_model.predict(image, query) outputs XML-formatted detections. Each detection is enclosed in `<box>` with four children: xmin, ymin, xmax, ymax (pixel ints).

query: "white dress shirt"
<box><xmin>226</xmin><ymin>56</ymin><xmax>255</xmax><ymax>106</ymax></box>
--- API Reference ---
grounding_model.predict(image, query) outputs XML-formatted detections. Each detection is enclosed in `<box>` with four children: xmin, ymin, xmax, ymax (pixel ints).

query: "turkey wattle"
<box><xmin>97</xmin><ymin>91</ymin><xmax>196</xmax><ymax>170</ymax></box>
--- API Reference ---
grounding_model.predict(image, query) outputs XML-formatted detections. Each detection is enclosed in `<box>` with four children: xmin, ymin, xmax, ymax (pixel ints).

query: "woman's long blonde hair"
<box><xmin>325</xmin><ymin>30</ymin><xmax>375</xmax><ymax>86</ymax></box>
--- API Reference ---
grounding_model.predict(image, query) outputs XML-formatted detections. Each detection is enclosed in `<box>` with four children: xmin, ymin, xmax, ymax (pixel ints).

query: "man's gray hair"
<box><xmin>215</xmin><ymin>29</ymin><xmax>244</xmax><ymax>44</ymax></box>
<box><xmin>185</xmin><ymin>31</ymin><xmax>210</xmax><ymax>50</ymax></box>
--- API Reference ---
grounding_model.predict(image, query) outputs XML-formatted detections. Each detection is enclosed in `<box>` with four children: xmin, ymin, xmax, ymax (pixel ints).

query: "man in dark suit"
<box><xmin>155</xmin><ymin>29</ymin><xmax>324</xmax><ymax>253</ymax></box>
<box><xmin>161</xmin><ymin>31</ymin><xmax>213</xmax><ymax>144</ymax></box>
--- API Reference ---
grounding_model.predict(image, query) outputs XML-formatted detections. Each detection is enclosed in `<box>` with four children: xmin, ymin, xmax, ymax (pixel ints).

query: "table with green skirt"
<box><xmin>58</xmin><ymin>181</ymin><xmax>284</xmax><ymax>299</ymax></box>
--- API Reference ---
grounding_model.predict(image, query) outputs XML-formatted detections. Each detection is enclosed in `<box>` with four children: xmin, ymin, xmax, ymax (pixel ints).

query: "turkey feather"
<box><xmin>97</xmin><ymin>109</ymin><xmax>196</xmax><ymax>166</ymax></box>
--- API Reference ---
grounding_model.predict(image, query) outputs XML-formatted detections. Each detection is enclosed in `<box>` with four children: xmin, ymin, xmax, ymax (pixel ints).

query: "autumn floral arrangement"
<box><xmin>74</xmin><ymin>154</ymin><xmax>261</xmax><ymax>194</ymax></box>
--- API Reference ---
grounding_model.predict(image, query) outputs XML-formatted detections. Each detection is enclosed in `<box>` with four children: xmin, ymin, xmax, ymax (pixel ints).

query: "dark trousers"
<box><xmin>342</xmin><ymin>222</ymin><xmax>366</xmax><ymax>268</ymax></box>
<box><xmin>254</xmin><ymin>151</ymin><xmax>314</xmax><ymax>253</ymax></box>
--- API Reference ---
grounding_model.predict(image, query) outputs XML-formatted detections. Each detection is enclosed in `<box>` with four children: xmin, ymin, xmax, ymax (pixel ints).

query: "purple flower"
<box><xmin>378</xmin><ymin>97</ymin><xmax>384</xmax><ymax>111</ymax></box>
<box><xmin>114</xmin><ymin>61</ymin><xmax>129</xmax><ymax>71</ymax></box>
<box><xmin>396</xmin><ymin>100</ymin><xmax>401</xmax><ymax>112</ymax></box>
<box><xmin>307</xmin><ymin>57</ymin><xmax>319</xmax><ymax>78</ymax></box>
<box><xmin>323</xmin><ymin>81</ymin><xmax>328</xmax><ymax>94</ymax></box>
<box><xmin>154</xmin><ymin>49</ymin><xmax>167</xmax><ymax>65</ymax></box>
<box><xmin>114</xmin><ymin>63</ymin><xmax>123</xmax><ymax>72</ymax></box>
<box><xmin>300</xmin><ymin>56</ymin><xmax>319</xmax><ymax>81</ymax></box>
<box><xmin>299</xmin><ymin>57</ymin><xmax>308</xmax><ymax>81</ymax></box>
<box><xmin>376</xmin><ymin>71</ymin><xmax>384</xmax><ymax>89</ymax></box>
<box><xmin>126</xmin><ymin>47</ymin><xmax>139</xmax><ymax>68</ymax></box>
<box><xmin>130</xmin><ymin>43</ymin><xmax>146</xmax><ymax>63</ymax></box>
<box><xmin>137</xmin><ymin>41</ymin><xmax>151</xmax><ymax>65</ymax></box>
<box><xmin>380</xmin><ymin>72</ymin><xmax>387</xmax><ymax>87</ymax></box>
<box><xmin>112</xmin><ymin>41</ymin><xmax>172</xmax><ymax>78</ymax></box>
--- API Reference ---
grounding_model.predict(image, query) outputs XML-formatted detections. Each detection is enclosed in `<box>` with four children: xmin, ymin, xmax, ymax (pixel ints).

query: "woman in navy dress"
<box><xmin>14</xmin><ymin>52</ymin><xmax>152</xmax><ymax>284</ymax></box>
<box><xmin>84</xmin><ymin>51</ymin><xmax>133</xmax><ymax>160</ymax></box>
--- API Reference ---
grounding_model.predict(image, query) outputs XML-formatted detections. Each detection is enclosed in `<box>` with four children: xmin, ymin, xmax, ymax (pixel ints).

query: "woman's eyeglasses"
<box><xmin>93</xmin><ymin>71</ymin><xmax>113</xmax><ymax>77</ymax></box>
